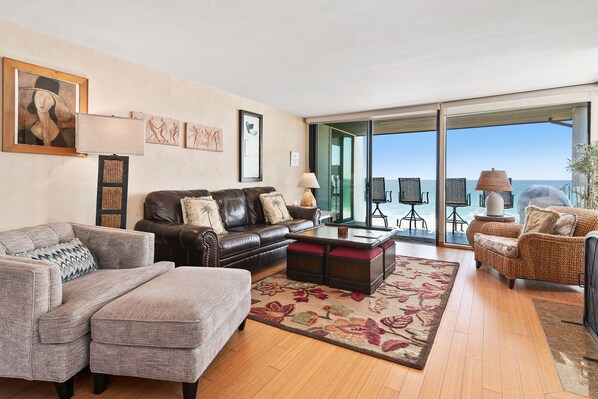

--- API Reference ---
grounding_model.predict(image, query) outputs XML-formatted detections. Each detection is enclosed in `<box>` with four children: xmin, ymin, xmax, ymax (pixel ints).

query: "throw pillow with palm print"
<box><xmin>259</xmin><ymin>192</ymin><xmax>293</xmax><ymax>224</ymax></box>
<box><xmin>181</xmin><ymin>197</ymin><xmax>227</xmax><ymax>235</ymax></box>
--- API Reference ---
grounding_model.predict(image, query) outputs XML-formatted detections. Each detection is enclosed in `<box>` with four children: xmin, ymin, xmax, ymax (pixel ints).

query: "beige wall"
<box><xmin>0</xmin><ymin>21</ymin><xmax>308</xmax><ymax>230</ymax></box>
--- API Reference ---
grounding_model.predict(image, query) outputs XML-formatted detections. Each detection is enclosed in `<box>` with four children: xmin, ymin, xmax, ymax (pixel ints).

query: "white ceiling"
<box><xmin>2</xmin><ymin>0</ymin><xmax>598</xmax><ymax>118</ymax></box>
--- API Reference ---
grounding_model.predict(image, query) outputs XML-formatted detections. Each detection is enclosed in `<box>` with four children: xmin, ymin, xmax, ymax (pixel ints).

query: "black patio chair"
<box><xmin>397</xmin><ymin>178</ymin><xmax>429</xmax><ymax>231</ymax></box>
<box><xmin>372</xmin><ymin>177</ymin><xmax>392</xmax><ymax>227</ymax></box>
<box><xmin>446</xmin><ymin>178</ymin><xmax>471</xmax><ymax>233</ymax></box>
<box><xmin>479</xmin><ymin>177</ymin><xmax>514</xmax><ymax>209</ymax></box>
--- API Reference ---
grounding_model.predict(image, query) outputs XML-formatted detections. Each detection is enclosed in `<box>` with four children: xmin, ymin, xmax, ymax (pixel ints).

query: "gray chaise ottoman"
<box><xmin>89</xmin><ymin>267</ymin><xmax>251</xmax><ymax>399</ymax></box>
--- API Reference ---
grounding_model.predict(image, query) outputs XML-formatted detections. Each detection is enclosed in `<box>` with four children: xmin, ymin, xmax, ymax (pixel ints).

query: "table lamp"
<box><xmin>475</xmin><ymin>168</ymin><xmax>512</xmax><ymax>216</ymax></box>
<box><xmin>76</xmin><ymin>114</ymin><xmax>145</xmax><ymax>228</ymax></box>
<box><xmin>297</xmin><ymin>172</ymin><xmax>320</xmax><ymax>207</ymax></box>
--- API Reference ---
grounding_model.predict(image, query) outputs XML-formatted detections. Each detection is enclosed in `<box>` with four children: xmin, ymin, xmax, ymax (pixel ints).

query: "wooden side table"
<box><xmin>466</xmin><ymin>214</ymin><xmax>516</xmax><ymax>246</ymax></box>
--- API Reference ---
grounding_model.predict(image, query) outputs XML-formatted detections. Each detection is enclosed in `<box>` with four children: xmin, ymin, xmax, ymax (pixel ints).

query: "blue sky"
<box><xmin>372</xmin><ymin>122</ymin><xmax>572</xmax><ymax>180</ymax></box>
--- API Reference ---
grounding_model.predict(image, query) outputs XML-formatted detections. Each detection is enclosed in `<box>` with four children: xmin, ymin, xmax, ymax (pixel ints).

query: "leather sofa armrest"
<box><xmin>135</xmin><ymin>220</ymin><xmax>220</xmax><ymax>267</ymax></box>
<box><xmin>287</xmin><ymin>206</ymin><xmax>321</xmax><ymax>225</ymax></box>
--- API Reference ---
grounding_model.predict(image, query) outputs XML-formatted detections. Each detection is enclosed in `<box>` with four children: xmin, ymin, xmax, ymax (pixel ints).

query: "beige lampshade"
<box><xmin>297</xmin><ymin>172</ymin><xmax>320</xmax><ymax>189</ymax></box>
<box><xmin>475</xmin><ymin>169</ymin><xmax>512</xmax><ymax>192</ymax></box>
<box><xmin>76</xmin><ymin>113</ymin><xmax>145</xmax><ymax>155</ymax></box>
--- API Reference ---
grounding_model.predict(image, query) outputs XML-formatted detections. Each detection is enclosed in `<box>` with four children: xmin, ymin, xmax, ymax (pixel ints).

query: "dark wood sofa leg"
<box><xmin>508</xmin><ymin>278</ymin><xmax>515</xmax><ymax>289</ymax></box>
<box><xmin>183</xmin><ymin>380</ymin><xmax>199</xmax><ymax>399</ymax></box>
<box><xmin>238</xmin><ymin>318</ymin><xmax>247</xmax><ymax>331</ymax></box>
<box><xmin>53</xmin><ymin>376</ymin><xmax>74</xmax><ymax>399</ymax></box>
<box><xmin>93</xmin><ymin>373</ymin><xmax>109</xmax><ymax>394</ymax></box>
<box><xmin>475</xmin><ymin>260</ymin><xmax>482</xmax><ymax>269</ymax></box>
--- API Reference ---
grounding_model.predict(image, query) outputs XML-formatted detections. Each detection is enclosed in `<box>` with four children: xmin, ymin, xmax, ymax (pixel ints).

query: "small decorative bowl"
<box><xmin>338</xmin><ymin>226</ymin><xmax>348</xmax><ymax>238</ymax></box>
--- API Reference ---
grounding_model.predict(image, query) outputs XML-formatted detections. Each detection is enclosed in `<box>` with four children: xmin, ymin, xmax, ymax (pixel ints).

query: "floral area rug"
<box><xmin>249</xmin><ymin>255</ymin><xmax>459</xmax><ymax>369</ymax></box>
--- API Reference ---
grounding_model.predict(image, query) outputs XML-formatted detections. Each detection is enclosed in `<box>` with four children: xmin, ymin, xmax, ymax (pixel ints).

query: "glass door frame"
<box><xmin>309</xmin><ymin>122</ymin><xmax>372</xmax><ymax>226</ymax></box>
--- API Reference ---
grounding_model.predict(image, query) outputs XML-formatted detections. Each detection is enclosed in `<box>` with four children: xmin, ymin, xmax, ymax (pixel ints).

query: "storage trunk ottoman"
<box><xmin>327</xmin><ymin>246</ymin><xmax>384</xmax><ymax>294</ymax></box>
<box><xmin>89</xmin><ymin>267</ymin><xmax>251</xmax><ymax>399</ymax></box>
<box><xmin>382</xmin><ymin>239</ymin><xmax>397</xmax><ymax>278</ymax></box>
<box><xmin>286</xmin><ymin>241</ymin><xmax>326</xmax><ymax>284</ymax></box>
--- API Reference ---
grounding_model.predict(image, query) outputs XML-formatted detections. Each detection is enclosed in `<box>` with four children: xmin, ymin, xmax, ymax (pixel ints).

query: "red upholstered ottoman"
<box><xmin>286</xmin><ymin>242</ymin><xmax>326</xmax><ymax>284</ymax></box>
<box><xmin>382</xmin><ymin>239</ymin><xmax>397</xmax><ymax>279</ymax></box>
<box><xmin>327</xmin><ymin>246</ymin><xmax>384</xmax><ymax>294</ymax></box>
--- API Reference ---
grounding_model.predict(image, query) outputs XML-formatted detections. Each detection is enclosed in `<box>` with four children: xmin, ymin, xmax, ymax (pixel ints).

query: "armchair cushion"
<box><xmin>553</xmin><ymin>213</ymin><xmax>577</xmax><ymax>237</ymax></box>
<box><xmin>38</xmin><ymin>261</ymin><xmax>174</xmax><ymax>344</ymax></box>
<box><xmin>521</xmin><ymin>205</ymin><xmax>559</xmax><ymax>234</ymax></box>
<box><xmin>474</xmin><ymin>233</ymin><xmax>519</xmax><ymax>258</ymax></box>
<box><xmin>15</xmin><ymin>238</ymin><xmax>97</xmax><ymax>283</ymax></box>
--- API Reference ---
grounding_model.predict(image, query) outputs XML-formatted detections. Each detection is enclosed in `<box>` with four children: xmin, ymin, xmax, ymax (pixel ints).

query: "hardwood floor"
<box><xmin>0</xmin><ymin>242</ymin><xmax>586</xmax><ymax>399</ymax></box>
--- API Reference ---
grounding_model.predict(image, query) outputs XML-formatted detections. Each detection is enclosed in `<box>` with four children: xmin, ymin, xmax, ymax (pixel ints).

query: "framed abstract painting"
<box><xmin>2</xmin><ymin>58</ymin><xmax>88</xmax><ymax>156</ymax></box>
<box><xmin>239</xmin><ymin>110</ymin><xmax>263</xmax><ymax>182</ymax></box>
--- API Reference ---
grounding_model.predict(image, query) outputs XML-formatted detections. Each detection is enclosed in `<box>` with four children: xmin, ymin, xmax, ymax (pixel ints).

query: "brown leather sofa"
<box><xmin>135</xmin><ymin>186</ymin><xmax>320</xmax><ymax>271</ymax></box>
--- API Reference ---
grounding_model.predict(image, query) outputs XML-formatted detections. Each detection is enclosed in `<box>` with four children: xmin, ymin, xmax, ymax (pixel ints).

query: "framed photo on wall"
<box><xmin>239</xmin><ymin>110</ymin><xmax>263</xmax><ymax>182</ymax></box>
<box><xmin>2</xmin><ymin>57</ymin><xmax>88</xmax><ymax>156</ymax></box>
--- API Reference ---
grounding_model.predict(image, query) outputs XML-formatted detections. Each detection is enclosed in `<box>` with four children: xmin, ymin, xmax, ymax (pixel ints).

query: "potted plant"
<box><xmin>567</xmin><ymin>141</ymin><xmax>598</xmax><ymax>209</ymax></box>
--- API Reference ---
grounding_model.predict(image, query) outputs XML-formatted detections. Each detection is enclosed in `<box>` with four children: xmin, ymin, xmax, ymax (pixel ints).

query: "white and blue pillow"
<box><xmin>15</xmin><ymin>238</ymin><xmax>98</xmax><ymax>282</ymax></box>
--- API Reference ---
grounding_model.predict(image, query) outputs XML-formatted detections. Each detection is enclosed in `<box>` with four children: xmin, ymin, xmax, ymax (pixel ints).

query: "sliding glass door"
<box><xmin>371</xmin><ymin>114</ymin><xmax>438</xmax><ymax>244</ymax></box>
<box><xmin>313</xmin><ymin>122</ymin><xmax>369</xmax><ymax>225</ymax></box>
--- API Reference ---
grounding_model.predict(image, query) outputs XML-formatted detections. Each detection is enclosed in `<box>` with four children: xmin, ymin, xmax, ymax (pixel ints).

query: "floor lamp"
<box><xmin>76</xmin><ymin>114</ymin><xmax>145</xmax><ymax>228</ymax></box>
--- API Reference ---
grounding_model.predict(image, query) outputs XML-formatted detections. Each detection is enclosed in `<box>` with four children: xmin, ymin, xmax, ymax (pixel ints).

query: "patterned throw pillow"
<box><xmin>521</xmin><ymin>205</ymin><xmax>560</xmax><ymax>235</ymax></box>
<box><xmin>181</xmin><ymin>197</ymin><xmax>227</xmax><ymax>235</ymax></box>
<box><xmin>260</xmin><ymin>192</ymin><xmax>293</xmax><ymax>224</ymax></box>
<box><xmin>15</xmin><ymin>238</ymin><xmax>98</xmax><ymax>283</ymax></box>
<box><xmin>553</xmin><ymin>213</ymin><xmax>577</xmax><ymax>236</ymax></box>
<box><xmin>181</xmin><ymin>196</ymin><xmax>213</xmax><ymax>224</ymax></box>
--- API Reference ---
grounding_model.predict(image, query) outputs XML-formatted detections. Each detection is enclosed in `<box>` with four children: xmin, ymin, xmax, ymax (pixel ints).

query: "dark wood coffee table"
<box><xmin>284</xmin><ymin>224</ymin><xmax>397</xmax><ymax>294</ymax></box>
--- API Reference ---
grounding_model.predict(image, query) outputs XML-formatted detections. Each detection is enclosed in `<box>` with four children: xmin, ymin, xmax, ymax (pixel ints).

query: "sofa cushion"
<box><xmin>218</xmin><ymin>232</ymin><xmax>260</xmax><ymax>258</ymax></box>
<box><xmin>181</xmin><ymin>197</ymin><xmax>227</xmax><ymax>235</ymax></box>
<box><xmin>243</xmin><ymin>186</ymin><xmax>276</xmax><ymax>224</ymax></box>
<box><xmin>15</xmin><ymin>237</ymin><xmax>98</xmax><ymax>282</ymax></box>
<box><xmin>278</xmin><ymin>219</ymin><xmax>313</xmax><ymax>232</ymax></box>
<box><xmin>211</xmin><ymin>189</ymin><xmax>248</xmax><ymax>228</ymax></box>
<box><xmin>38</xmin><ymin>262</ymin><xmax>174</xmax><ymax>344</ymax></box>
<box><xmin>91</xmin><ymin>267</ymin><xmax>251</xmax><ymax>348</ymax></box>
<box><xmin>144</xmin><ymin>190</ymin><xmax>211</xmax><ymax>223</ymax></box>
<box><xmin>229</xmin><ymin>224</ymin><xmax>289</xmax><ymax>246</ymax></box>
<box><xmin>474</xmin><ymin>233</ymin><xmax>519</xmax><ymax>258</ymax></box>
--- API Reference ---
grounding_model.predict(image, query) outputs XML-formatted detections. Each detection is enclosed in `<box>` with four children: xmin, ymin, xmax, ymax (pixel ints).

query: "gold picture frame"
<box><xmin>2</xmin><ymin>57</ymin><xmax>88</xmax><ymax>156</ymax></box>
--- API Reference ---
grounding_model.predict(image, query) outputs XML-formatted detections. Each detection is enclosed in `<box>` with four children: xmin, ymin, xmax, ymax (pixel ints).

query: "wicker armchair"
<box><xmin>473</xmin><ymin>206</ymin><xmax>598</xmax><ymax>288</ymax></box>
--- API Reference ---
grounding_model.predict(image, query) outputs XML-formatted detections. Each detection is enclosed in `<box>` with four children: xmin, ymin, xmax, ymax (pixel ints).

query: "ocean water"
<box><xmin>370</xmin><ymin>179</ymin><xmax>572</xmax><ymax>230</ymax></box>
